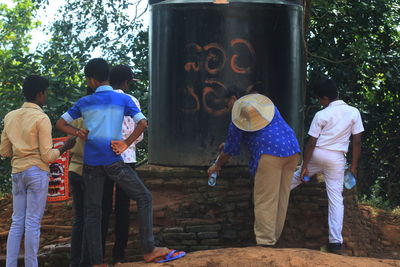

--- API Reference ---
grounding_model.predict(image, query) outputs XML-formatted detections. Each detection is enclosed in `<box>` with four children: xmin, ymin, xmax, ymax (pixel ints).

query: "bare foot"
<box><xmin>143</xmin><ymin>247</ymin><xmax>171</xmax><ymax>262</ymax></box>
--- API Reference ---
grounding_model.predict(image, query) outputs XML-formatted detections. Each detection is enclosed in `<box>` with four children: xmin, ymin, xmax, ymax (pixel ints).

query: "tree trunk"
<box><xmin>303</xmin><ymin>0</ymin><xmax>312</xmax><ymax>38</ymax></box>
<box><xmin>301</xmin><ymin>0</ymin><xmax>312</xmax><ymax>144</ymax></box>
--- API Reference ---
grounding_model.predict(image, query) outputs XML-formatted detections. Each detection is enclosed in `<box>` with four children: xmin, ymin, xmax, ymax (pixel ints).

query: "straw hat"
<box><xmin>231</xmin><ymin>94</ymin><xmax>275</xmax><ymax>132</ymax></box>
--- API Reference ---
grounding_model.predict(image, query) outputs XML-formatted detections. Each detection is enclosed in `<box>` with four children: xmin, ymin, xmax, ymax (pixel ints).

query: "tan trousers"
<box><xmin>253</xmin><ymin>153</ymin><xmax>300</xmax><ymax>245</ymax></box>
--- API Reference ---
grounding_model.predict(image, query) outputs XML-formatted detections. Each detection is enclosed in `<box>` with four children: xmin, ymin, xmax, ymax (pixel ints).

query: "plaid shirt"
<box><xmin>115</xmin><ymin>89</ymin><xmax>143</xmax><ymax>163</ymax></box>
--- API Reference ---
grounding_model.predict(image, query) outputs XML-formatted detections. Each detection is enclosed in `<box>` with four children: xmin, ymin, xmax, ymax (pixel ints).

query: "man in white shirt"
<box><xmin>101</xmin><ymin>65</ymin><xmax>144</xmax><ymax>264</ymax></box>
<box><xmin>291</xmin><ymin>78</ymin><xmax>364</xmax><ymax>254</ymax></box>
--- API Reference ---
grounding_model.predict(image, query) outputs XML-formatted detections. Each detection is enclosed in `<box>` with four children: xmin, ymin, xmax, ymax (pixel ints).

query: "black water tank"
<box><xmin>149</xmin><ymin>0</ymin><xmax>304</xmax><ymax>166</ymax></box>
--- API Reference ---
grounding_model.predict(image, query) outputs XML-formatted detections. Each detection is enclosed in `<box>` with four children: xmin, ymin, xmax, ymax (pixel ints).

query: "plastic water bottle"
<box><xmin>208</xmin><ymin>155</ymin><xmax>220</xmax><ymax>187</ymax></box>
<box><xmin>344</xmin><ymin>167</ymin><xmax>356</xmax><ymax>190</ymax></box>
<box><xmin>208</xmin><ymin>172</ymin><xmax>218</xmax><ymax>186</ymax></box>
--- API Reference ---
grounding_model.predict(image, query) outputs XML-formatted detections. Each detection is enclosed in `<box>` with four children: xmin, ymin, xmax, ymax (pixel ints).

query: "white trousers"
<box><xmin>291</xmin><ymin>147</ymin><xmax>346</xmax><ymax>243</ymax></box>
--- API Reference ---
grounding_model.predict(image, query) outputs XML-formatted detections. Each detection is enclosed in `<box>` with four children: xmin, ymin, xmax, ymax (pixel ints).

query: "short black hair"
<box><xmin>109</xmin><ymin>65</ymin><xmax>134</xmax><ymax>86</ymax></box>
<box><xmin>23</xmin><ymin>75</ymin><xmax>49</xmax><ymax>101</ymax></box>
<box><xmin>313</xmin><ymin>78</ymin><xmax>338</xmax><ymax>100</ymax></box>
<box><xmin>84</xmin><ymin>58</ymin><xmax>109</xmax><ymax>82</ymax></box>
<box><xmin>248</xmin><ymin>82</ymin><xmax>264</xmax><ymax>94</ymax></box>
<box><xmin>86</xmin><ymin>86</ymin><xmax>95</xmax><ymax>95</ymax></box>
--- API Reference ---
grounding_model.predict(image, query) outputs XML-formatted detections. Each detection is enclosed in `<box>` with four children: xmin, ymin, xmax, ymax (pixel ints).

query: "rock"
<box><xmin>163</xmin><ymin>227</ymin><xmax>184</xmax><ymax>233</ymax></box>
<box><xmin>305</xmin><ymin>228</ymin><xmax>324</xmax><ymax>238</ymax></box>
<box><xmin>163</xmin><ymin>233</ymin><xmax>196</xmax><ymax>240</ymax></box>
<box><xmin>200</xmin><ymin>239</ymin><xmax>220</xmax><ymax>245</ymax></box>
<box><xmin>197</xmin><ymin>232</ymin><xmax>219</xmax><ymax>239</ymax></box>
<box><xmin>186</xmin><ymin>224</ymin><xmax>222</xmax><ymax>232</ymax></box>
<box><xmin>222</xmin><ymin>229</ymin><xmax>238</xmax><ymax>239</ymax></box>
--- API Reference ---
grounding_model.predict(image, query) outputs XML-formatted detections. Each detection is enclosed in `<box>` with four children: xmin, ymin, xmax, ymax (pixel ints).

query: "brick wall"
<box><xmin>107</xmin><ymin>164</ymin><xmax>374</xmax><ymax>261</ymax></box>
<box><xmin>1</xmin><ymin>164</ymin><xmax>398</xmax><ymax>266</ymax></box>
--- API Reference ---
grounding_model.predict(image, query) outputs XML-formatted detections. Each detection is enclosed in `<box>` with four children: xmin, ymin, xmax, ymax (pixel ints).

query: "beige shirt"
<box><xmin>68</xmin><ymin>118</ymin><xmax>85</xmax><ymax>176</ymax></box>
<box><xmin>0</xmin><ymin>102</ymin><xmax>60</xmax><ymax>173</ymax></box>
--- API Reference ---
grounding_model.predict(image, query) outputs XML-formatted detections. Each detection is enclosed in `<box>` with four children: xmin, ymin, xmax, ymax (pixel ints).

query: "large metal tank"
<box><xmin>149</xmin><ymin>0</ymin><xmax>304</xmax><ymax>166</ymax></box>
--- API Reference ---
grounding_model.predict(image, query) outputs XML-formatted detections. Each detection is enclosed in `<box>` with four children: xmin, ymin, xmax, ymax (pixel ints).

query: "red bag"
<box><xmin>48</xmin><ymin>137</ymin><xmax>70</xmax><ymax>202</ymax></box>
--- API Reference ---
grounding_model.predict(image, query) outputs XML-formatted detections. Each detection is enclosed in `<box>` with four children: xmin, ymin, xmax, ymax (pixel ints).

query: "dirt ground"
<box><xmin>120</xmin><ymin>247</ymin><xmax>400</xmax><ymax>267</ymax></box>
<box><xmin>1</xmin><ymin>194</ymin><xmax>400</xmax><ymax>266</ymax></box>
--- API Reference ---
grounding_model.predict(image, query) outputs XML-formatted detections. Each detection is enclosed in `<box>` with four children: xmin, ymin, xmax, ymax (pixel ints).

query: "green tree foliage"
<box><xmin>0</xmin><ymin>0</ymin><xmax>40</xmax><ymax>118</ymax></box>
<box><xmin>38</xmin><ymin>0</ymin><xmax>149</xmax><ymax>127</ymax></box>
<box><xmin>0</xmin><ymin>0</ymin><xmax>149</xmax><ymax>194</ymax></box>
<box><xmin>0</xmin><ymin>0</ymin><xmax>41</xmax><ymax>193</ymax></box>
<box><xmin>40</xmin><ymin>0</ymin><xmax>150</xmax><ymax>162</ymax></box>
<box><xmin>306</xmin><ymin>0</ymin><xmax>400</xmax><ymax>206</ymax></box>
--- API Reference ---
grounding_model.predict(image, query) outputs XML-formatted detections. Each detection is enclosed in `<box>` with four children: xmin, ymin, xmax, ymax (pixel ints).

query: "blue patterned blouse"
<box><xmin>223</xmin><ymin>107</ymin><xmax>300</xmax><ymax>175</ymax></box>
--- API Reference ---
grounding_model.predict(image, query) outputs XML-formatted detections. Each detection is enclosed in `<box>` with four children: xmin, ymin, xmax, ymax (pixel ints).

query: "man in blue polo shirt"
<box><xmin>56</xmin><ymin>58</ymin><xmax>184</xmax><ymax>266</ymax></box>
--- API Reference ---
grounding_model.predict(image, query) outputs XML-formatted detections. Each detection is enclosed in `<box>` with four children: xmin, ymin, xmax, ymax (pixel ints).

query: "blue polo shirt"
<box><xmin>61</xmin><ymin>85</ymin><xmax>146</xmax><ymax>166</ymax></box>
<box><xmin>223</xmin><ymin>107</ymin><xmax>300</xmax><ymax>175</ymax></box>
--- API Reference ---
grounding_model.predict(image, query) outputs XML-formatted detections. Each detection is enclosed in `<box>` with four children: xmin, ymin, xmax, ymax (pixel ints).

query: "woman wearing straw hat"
<box><xmin>207</xmin><ymin>93</ymin><xmax>300</xmax><ymax>247</ymax></box>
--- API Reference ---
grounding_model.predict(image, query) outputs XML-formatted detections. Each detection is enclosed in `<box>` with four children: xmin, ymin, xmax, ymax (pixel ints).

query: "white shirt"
<box><xmin>308</xmin><ymin>100</ymin><xmax>364</xmax><ymax>152</ymax></box>
<box><xmin>115</xmin><ymin>89</ymin><xmax>144</xmax><ymax>163</ymax></box>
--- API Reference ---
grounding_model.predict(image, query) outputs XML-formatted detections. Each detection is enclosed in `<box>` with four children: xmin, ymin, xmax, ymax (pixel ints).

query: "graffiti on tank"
<box><xmin>181</xmin><ymin>86</ymin><xmax>200</xmax><ymax>114</ymax></box>
<box><xmin>204</xmin><ymin>43</ymin><xmax>227</xmax><ymax>75</ymax></box>
<box><xmin>202</xmin><ymin>80</ymin><xmax>230</xmax><ymax>116</ymax></box>
<box><xmin>181</xmin><ymin>38</ymin><xmax>256</xmax><ymax>116</ymax></box>
<box><xmin>230</xmin><ymin>39</ymin><xmax>255</xmax><ymax>74</ymax></box>
<box><xmin>184</xmin><ymin>43</ymin><xmax>202</xmax><ymax>72</ymax></box>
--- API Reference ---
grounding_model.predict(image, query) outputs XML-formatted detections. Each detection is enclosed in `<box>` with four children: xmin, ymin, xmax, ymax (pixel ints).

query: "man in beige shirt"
<box><xmin>0</xmin><ymin>75</ymin><xmax>75</xmax><ymax>267</ymax></box>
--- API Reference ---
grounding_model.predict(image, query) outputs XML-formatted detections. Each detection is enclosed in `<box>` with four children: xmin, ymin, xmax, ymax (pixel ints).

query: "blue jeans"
<box><xmin>83</xmin><ymin>161</ymin><xmax>154</xmax><ymax>265</ymax></box>
<box><xmin>101</xmin><ymin>162</ymin><xmax>135</xmax><ymax>263</ymax></box>
<box><xmin>6</xmin><ymin>166</ymin><xmax>49</xmax><ymax>267</ymax></box>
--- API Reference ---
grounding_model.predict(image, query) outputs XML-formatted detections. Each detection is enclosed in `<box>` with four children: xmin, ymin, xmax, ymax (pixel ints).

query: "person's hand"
<box><xmin>64</xmin><ymin>136</ymin><xmax>77</xmax><ymax>150</ymax></box>
<box><xmin>300</xmin><ymin>166</ymin><xmax>309</xmax><ymax>182</ymax></box>
<box><xmin>349</xmin><ymin>164</ymin><xmax>358</xmax><ymax>178</ymax></box>
<box><xmin>58</xmin><ymin>136</ymin><xmax>76</xmax><ymax>155</ymax></box>
<box><xmin>76</xmin><ymin>128</ymin><xmax>89</xmax><ymax>140</ymax></box>
<box><xmin>218</xmin><ymin>142</ymin><xmax>225</xmax><ymax>152</ymax></box>
<box><xmin>207</xmin><ymin>163</ymin><xmax>221</xmax><ymax>177</ymax></box>
<box><xmin>111</xmin><ymin>140</ymin><xmax>128</xmax><ymax>155</ymax></box>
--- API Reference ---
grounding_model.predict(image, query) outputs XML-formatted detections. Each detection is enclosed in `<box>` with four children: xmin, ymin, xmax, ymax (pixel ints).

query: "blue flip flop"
<box><xmin>154</xmin><ymin>249</ymin><xmax>186</xmax><ymax>263</ymax></box>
